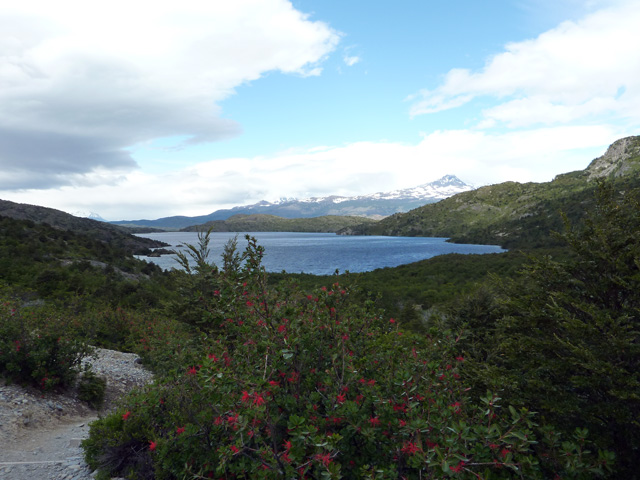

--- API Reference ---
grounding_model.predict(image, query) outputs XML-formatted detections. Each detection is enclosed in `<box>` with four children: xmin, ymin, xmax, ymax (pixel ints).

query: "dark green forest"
<box><xmin>1</xmin><ymin>180</ymin><xmax>638</xmax><ymax>478</ymax></box>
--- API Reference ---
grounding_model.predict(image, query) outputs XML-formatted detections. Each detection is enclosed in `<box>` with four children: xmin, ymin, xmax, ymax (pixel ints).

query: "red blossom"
<box><xmin>368</xmin><ymin>416</ymin><xmax>381</xmax><ymax>426</ymax></box>
<box><xmin>187</xmin><ymin>366</ymin><xmax>197</xmax><ymax>375</ymax></box>
<box><xmin>450</xmin><ymin>461</ymin><xmax>465</xmax><ymax>473</ymax></box>
<box><xmin>149</xmin><ymin>440</ymin><xmax>157</xmax><ymax>451</ymax></box>
<box><xmin>336</xmin><ymin>393</ymin><xmax>346</xmax><ymax>404</ymax></box>
<box><xmin>314</xmin><ymin>453</ymin><xmax>332</xmax><ymax>467</ymax></box>
<box><xmin>401</xmin><ymin>441</ymin><xmax>420</xmax><ymax>455</ymax></box>
<box><xmin>176</xmin><ymin>426</ymin><xmax>185</xmax><ymax>435</ymax></box>
<box><xmin>230</xmin><ymin>445</ymin><xmax>240</xmax><ymax>454</ymax></box>
<box><xmin>122</xmin><ymin>411</ymin><xmax>131</xmax><ymax>420</ymax></box>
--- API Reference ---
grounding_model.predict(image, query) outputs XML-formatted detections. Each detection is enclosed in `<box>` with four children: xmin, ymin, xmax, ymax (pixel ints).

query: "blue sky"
<box><xmin>1</xmin><ymin>0</ymin><xmax>638</xmax><ymax>220</ymax></box>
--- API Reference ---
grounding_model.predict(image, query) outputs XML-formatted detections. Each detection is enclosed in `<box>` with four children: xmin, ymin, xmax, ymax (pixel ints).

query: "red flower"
<box><xmin>187</xmin><ymin>366</ymin><xmax>197</xmax><ymax>375</ymax></box>
<box><xmin>122</xmin><ymin>411</ymin><xmax>131</xmax><ymax>420</ymax></box>
<box><xmin>253</xmin><ymin>393</ymin><xmax>266</xmax><ymax>406</ymax></box>
<box><xmin>176</xmin><ymin>426</ymin><xmax>185</xmax><ymax>435</ymax></box>
<box><xmin>401</xmin><ymin>441</ymin><xmax>420</xmax><ymax>455</ymax></box>
<box><xmin>368</xmin><ymin>416</ymin><xmax>380</xmax><ymax>426</ymax></box>
<box><xmin>336</xmin><ymin>393</ymin><xmax>346</xmax><ymax>404</ymax></box>
<box><xmin>315</xmin><ymin>452</ymin><xmax>332</xmax><ymax>467</ymax></box>
<box><xmin>149</xmin><ymin>440</ymin><xmax>157</xmax><ymax>451</ymax></box>
<box><xmin>230</xmin><ymin>445</ymin><xmax>240</xmax><ymax>454</ymax></box>
<box><xmin>241</xmin><ymin>391</ymin><xmax>252</xmax><ymax>403</ymax></box>
<box><xmin>450</xmin><ymin>461</ymin><xmax>465</xmax><ymax>473</ymax></box>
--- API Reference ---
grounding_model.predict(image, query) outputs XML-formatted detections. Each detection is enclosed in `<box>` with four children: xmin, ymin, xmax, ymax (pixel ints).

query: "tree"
<box><xmin>454</xmin><ymin>183</ymin><xmax>640</xmax><ymax>477</ymax></box>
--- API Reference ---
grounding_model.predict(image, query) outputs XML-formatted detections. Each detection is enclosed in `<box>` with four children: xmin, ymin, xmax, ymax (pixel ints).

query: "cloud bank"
<box><xmin>0</xmin><ymin>0</ymin><xmax>340</xmax><ymax>189</ymax></box>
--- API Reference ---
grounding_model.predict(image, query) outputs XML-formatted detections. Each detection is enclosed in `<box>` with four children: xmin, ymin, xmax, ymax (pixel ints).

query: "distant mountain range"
<box><xmin>111</xmin><ymin>175</ymin><xmax>472</xmax><ymax>230</ymax></box>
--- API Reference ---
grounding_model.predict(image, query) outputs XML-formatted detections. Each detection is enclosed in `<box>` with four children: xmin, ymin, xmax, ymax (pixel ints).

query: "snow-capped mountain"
<box><xmin>293</xmin><ymin>175</ymin><xmax>471</xmax><ymax>205</ymax></box>
<box><xmin>73</xmin><ymin>211</ymin><xmax>107</xmax><ymax>222</ymax></box>
<box><xmin>112</xmin><ymin>175</ymin><xmax>472</xmax><ymax>229</ymax></box>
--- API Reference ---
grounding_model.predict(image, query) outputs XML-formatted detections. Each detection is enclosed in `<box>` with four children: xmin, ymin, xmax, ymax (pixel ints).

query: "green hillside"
<box><xmin>342</xmin><ymin>136</ymin><xmax>640</xmax><ymax>248</ymax></box>
<box><xmin>181</xmin><ymin>213</ymin><xmax>378</xmax><ymax>233</ymax></box>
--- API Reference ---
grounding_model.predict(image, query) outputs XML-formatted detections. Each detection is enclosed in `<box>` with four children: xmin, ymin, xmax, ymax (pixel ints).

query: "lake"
<box><xmin>136</xmin><ymin>232</ymin><xmax>505</xmax><ymax>275</ymax></box>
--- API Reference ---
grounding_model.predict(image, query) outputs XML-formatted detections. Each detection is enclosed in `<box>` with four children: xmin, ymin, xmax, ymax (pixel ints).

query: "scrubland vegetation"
<box><xmin>1</xmin><ymin>182</ymin><xmax>638</xmax><ymax>479</ymax></box>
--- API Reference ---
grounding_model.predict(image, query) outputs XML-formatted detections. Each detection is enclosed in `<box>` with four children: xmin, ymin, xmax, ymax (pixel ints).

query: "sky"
<box><xmin>1</xmin><ymin>0</ymin><xmax>639</xmax><ymax>221</ymax></box>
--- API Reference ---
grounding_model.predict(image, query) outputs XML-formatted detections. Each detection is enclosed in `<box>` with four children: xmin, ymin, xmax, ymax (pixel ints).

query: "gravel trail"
<box><xmin>0</xmin><ymin>348</ymin><xmax>153</xmax><ymax>480</ymax></box>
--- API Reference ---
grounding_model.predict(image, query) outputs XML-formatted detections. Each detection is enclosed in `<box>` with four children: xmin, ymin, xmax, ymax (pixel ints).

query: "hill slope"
<box><xmin>0</xmin><ymin>199</ymin><xmax>166</xmax><ymax>254</ymax></box>
<box><xmin>340</xmin><ymin>136</ymin><xmax>640</xmax><ymax>248</ymax></box>
<box><xmin>181</xmin><ymin>214</ymin><xmax>378</xmax><ymax>233</ymax></box>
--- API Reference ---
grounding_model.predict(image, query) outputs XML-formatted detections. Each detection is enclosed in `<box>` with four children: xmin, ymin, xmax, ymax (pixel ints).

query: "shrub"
<box><xmin>78</xmin><ymin>367</ymin><xmax>107</xmax><ymax>409</ymax></box>
<box><xmin>83</xmin><ymin>236</ymin><xmax>610</xmax><ymax>479</ymax></box>
<box><xmin>0</xmin><ymin>290</ymin><xmax>93</xmax><ymax>390</ymax></box>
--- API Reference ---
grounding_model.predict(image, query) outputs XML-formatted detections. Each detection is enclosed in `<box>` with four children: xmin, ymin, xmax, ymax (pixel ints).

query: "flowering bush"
<box><xmin>82</xmin><ymin>236</ymin><xmax>611</xmax><ymax>479</ymax></box>
<box><xmin>0</xmin><ymin>290</ymin><xmax>93</xmax><ymax>390</ymax></box>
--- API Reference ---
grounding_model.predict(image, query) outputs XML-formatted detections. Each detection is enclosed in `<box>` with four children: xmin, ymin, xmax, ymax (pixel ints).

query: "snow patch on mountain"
<box><xmin>284</xmin><ymin>175</ymin><xmax>472</xmax><ymax>205</ymax></box>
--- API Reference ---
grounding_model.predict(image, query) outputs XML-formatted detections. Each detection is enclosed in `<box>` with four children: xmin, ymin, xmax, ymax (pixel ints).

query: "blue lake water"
<box><xmin>136</xmin><ymin>232</ymin><xmax>505</xmax><ymax>275</ymax></box>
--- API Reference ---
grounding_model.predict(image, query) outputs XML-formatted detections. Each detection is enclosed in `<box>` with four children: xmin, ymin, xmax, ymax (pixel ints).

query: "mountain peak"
<box><xmin>423</xmin><ymin>175</ymin><xmax>469</xmax><ymax>188</ymax></box>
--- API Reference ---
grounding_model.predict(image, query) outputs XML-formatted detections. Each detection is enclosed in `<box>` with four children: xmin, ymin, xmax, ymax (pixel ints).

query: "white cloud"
<box><xmin>0</xmin><ymin>0</ymin><xmax>340</xmax><ymax>188</ymax></box>
<box><xmin>344</xmin><ymin>55</ymin><xmax>360</xmax><ymax>66</ymax></box>
<box><xmin>2</xmin><ymin>125</ymin><xmax>624</xmax><ymax>220</ymax></box>
<box><xmin>409</xmin><ymin>1</ymin><xmax>640</xmax><ymax>128</ymax></box>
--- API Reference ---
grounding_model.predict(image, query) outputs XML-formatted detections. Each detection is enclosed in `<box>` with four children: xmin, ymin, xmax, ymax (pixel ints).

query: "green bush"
<box><xmin>78</xmin><ymin>367</ymin><xmax>107</xmax><ymax>409</ymax></box>
<box><xmin>0</xmin><ymin>290</ymin><xmax>93</xmax><ymax>390</ymax></box>
<box><xmin>82</xmin><ymin>236</ymin><xmax>610</xmax><ymax>479</ymax></box>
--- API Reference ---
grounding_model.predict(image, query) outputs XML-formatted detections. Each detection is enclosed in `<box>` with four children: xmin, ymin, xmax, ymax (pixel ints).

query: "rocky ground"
<box><xmin>0</xmin><ymin>348</ymin><xmax>154</xmax><ymax>480</ymax></box>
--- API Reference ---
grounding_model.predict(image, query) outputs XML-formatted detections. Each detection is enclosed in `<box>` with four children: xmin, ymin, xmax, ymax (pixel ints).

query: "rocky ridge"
<box><xmin>586</xmin><ymin>136</ymin><xmax>640</xmax><ymax>179</ymax></box>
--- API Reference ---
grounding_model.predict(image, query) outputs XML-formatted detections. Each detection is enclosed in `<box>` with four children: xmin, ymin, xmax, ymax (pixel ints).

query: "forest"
<box><xmin>0</xmin><ymin>182</ymin><xmax>638</xmax><ymax>479</ymax></box>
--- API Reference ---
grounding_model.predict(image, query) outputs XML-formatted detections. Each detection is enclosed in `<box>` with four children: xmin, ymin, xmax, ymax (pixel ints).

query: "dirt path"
<box><xmin>0</xmin><ymin>348</ymin><xmax>153</xmax><ymax>480</ymax></box>
<box><xmin>0</xmin><ymin>415</ymin><xmax>97</xmax><ymax>480</ymax></box>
